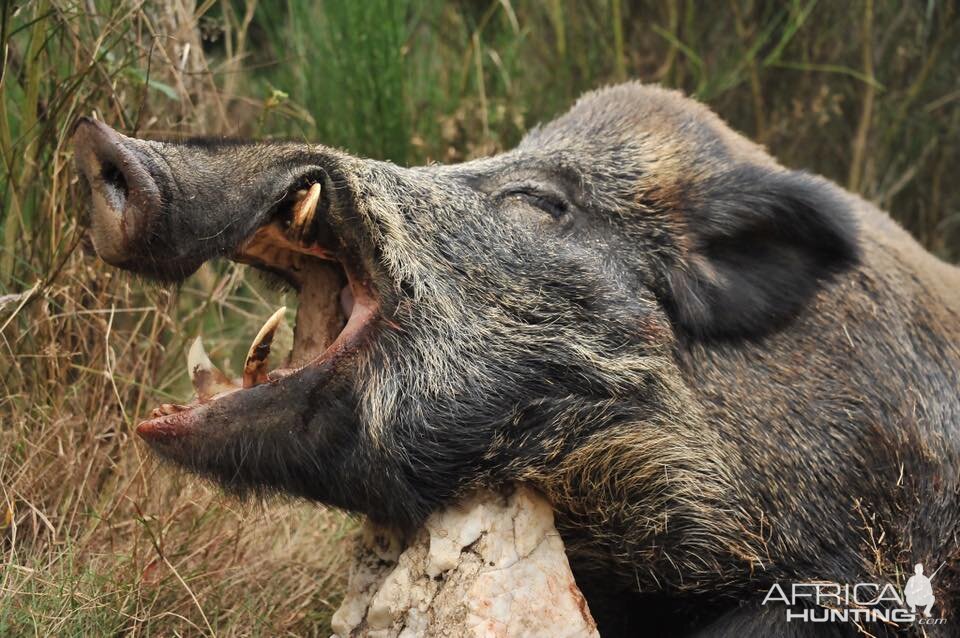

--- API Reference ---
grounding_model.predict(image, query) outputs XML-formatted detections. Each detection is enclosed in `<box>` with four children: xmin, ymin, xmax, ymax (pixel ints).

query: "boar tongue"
<box><xmin>290</xmin><ymin>259</ymin><xmax>344</xmax><ymax>367</ymax></box>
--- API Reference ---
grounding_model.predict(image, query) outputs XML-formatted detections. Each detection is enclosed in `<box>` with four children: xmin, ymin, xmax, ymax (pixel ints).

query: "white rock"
<box><xmin>331</xmin><ymin>488</ymin><xmax>598</xmax><ymax>638</ymax></box>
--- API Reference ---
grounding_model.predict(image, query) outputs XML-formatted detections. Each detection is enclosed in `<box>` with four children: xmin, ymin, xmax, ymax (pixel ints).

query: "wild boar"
<box><xmin>73</xmin><ymin>82</ymin><xmax>959</xmax><ymax>636</ymax></box>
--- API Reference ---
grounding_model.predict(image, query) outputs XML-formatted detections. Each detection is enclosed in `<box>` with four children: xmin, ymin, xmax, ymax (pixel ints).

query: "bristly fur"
<box><xmin>80</xmin><ymin>82</ymin><xmax>960</xmax><ymax>637</ymax></box>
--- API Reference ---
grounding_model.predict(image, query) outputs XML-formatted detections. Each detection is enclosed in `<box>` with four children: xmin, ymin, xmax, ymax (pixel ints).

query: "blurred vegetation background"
<box><xmin>1</xmin><ymin>0</ymin><xmax>958</xmax><ymax>634</ymax></box>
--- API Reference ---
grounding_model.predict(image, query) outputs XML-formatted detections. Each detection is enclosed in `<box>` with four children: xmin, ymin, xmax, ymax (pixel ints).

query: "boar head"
<box><xmin>73</xmin><ymin>83</ymin><xmax>857</xmax><ymax>540</ymax></box>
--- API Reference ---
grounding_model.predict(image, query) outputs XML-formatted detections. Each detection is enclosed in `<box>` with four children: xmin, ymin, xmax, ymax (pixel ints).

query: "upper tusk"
<box><xmin>291</xmin><ymin>183</ymin><xmax>321</xmax><ymax>236</ymax></box>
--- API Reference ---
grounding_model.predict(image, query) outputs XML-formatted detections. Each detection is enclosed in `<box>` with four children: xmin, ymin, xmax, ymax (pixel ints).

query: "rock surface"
<box><xmin>331</xmin><ymin>488</ymin><xmax>598</xmax><ymax>638</ymax></box>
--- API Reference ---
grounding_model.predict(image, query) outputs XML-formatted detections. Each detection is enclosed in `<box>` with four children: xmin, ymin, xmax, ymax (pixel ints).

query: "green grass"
<box><xmin>253</xmin><ymin>0</ymin><xmax>419</xmax><ymax>161</ymax></box>
<box><xmin>1</xmin><ymin>0</ymin><xmax>958</xmax><ymax>634</ymax></box>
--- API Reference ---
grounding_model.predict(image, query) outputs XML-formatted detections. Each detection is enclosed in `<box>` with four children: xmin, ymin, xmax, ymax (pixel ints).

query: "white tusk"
<box><xmin>187</xmin><ymin>337</ymin><xmax>236</xmax><ymax>400</ymax></box>
<box><xmin>243</xmin><ymin>306</ymin><xmax>287</xmax><ymax>388</ymax></box>
<box><xmin>291</xmin><ymin>183</ymin><xmax>321</xmax><ymax>237</ymax></box>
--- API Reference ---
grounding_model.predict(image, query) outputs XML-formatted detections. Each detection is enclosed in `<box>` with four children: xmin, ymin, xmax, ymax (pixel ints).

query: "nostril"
<box><xmin>100</xmin><ymin>160</ymin><xmax>128</xmax><ymax>200</ymax></box>
<box><xmin>72</xmin><ymin>118</ymin><xmax>162</xmax><ymax>264</ymax></box>
<box><xmin>98</xmin><ymin>160</ymin><xmax>129</xmax><ymax>212</ymax></box>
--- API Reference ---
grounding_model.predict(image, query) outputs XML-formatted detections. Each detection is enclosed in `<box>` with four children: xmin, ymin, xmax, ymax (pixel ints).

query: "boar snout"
<box><xmin>72</xmin><ymin>117</ymin><xmax>162</xmax><ymax>265</ymax></box>
<box><xmin>72</xmin><ymin>118</ymin><xmax>362</xmax><ymax>282</ymax></box>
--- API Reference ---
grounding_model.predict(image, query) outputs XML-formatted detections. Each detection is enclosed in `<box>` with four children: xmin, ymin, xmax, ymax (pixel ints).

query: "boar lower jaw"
<box><xmin>139</xmin><ymin>275</ymin><xmax>377</xmax><ymax>439</ymax></box>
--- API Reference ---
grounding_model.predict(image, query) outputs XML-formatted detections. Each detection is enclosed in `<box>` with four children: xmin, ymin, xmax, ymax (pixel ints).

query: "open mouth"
<box><xmin>138</xmin><ymin>180</ymin><xmax>379</xmax><ymax>440</ymax></box>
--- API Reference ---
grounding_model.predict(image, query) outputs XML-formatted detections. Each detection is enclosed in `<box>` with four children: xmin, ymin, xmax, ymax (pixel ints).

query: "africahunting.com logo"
<box><xmin>762</xmin><ymin>562</ymin><xmax>947</xmax><ymax>627</ymax></box>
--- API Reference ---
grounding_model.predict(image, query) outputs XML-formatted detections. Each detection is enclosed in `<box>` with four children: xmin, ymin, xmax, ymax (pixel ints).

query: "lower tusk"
<box><xmin>187</xmin><ymin>337</ymin><xmax>237</xmax><ymax>400</ymax></box>
<box><xmin>243</xmin><ymin>306</ymin><xmax>287</xmax><ymax>388</ymax></box>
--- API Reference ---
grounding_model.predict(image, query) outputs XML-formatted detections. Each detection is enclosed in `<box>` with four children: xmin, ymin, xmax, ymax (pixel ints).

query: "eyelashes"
<box><xmin>518</xmin><ymin>192</ymin><xmax>569</xmax><ymax>219</ymax></box>
<box><xmin>498</xmin><ymin>186</ymin><xmax>571</xmax><ymax>221</ymax></box>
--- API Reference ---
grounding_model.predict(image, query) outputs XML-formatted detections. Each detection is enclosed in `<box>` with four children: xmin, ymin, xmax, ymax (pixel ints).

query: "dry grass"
<box><xmin>1</xmin><ymin>1</ymin><xmax>958</xmax><ymax>635</ymax></box>
<box><xmin>1</xmin><ymin>2</ymin><xmax>353</xmax><ymax>635</ymax></box>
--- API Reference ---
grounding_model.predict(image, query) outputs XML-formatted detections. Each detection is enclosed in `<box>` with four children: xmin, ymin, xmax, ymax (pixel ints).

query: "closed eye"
<box><xmin>498</xmin><ymin>187</ymin><xmax>570</xmax><ymax>220</ymax></box>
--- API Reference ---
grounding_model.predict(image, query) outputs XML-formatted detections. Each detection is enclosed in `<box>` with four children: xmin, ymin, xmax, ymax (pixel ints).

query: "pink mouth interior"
<box><xmin>137</xmin><ymin>217</ymin><xmax>378</xmax><ymax>439</ymax></box>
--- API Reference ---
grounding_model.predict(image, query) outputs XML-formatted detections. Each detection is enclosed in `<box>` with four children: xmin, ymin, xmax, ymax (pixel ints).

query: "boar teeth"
<box><xmin>290</xmin><ymin>183</ymin><xmax>321</xmax><ymax>239</ymax></box>
<box><xmin>187</xmin><ymin>337</ymin><xmax>236</xmax><ymax>400</ymax></box>
<box><xmin>150</xmin><ymin>403</ymin><xmax>189</xmax><ymax>418</ymax></box>
<box><xmin>243</xmin><ymin>306</ymin><xmax>287</xmax><ymax>388</ymax></box>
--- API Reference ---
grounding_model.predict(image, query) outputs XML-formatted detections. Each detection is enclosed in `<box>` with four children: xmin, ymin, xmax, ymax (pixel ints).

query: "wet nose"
<box><xmin>71</xmin><ymin>117</ymin><xmax>162</xmax><ymax>265</ymax></box>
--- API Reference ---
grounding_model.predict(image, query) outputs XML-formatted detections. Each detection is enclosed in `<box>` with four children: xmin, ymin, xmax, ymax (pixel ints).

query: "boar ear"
<box><xmin>664</xmin><ymin>166</ymin><xmax>859</xmax><ymax>339</ymax></box>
